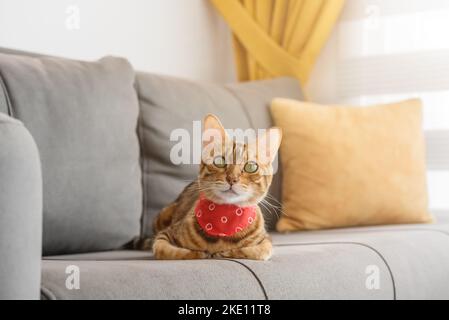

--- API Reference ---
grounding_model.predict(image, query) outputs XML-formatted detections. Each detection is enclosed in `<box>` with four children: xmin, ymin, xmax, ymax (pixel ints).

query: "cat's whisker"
<box><xmin>261</xmin><ymin>195</ymin><xmax>282</xmax><ymax>209</ymax></box>
<box><xmin>264</xmin><ymin>196</ymin><xmax>281</xmax><ymax>206</ymax></box>
<box><xmin>262</xmin><ymin>194</ymin><xmax>280</xmax><ymax>205</ymax></box>
<box><xmin>264</xmin><ymin>193</ymin><xmax>284</xmax><ymax>207</ymax></box>
<box><xmin>258</xmin><ymin>200</ymin><xmax>271</xmax><ymax>216</ymax></box>
<box><xmin>263</xmin><ymin>202</ymin><xmax>280</xmax><ymax>219</ymax></box>
<box><xmin>258</xmin><ymin>199</ymin><xmax>278</xmax><ymax>219</ymax></box>
<box><xmin>260</xmin><ymin>198</ymin><xmax>290</xmax><ymax>218</ymax></box>
<box><xmin>264</xmin><ymin>199</ymin><xmax>288</xmax><ymax>217</ymax></box>
<box><xmin>259</xmin><ymin>201</ymin><xmax>280</xmax><ymax>222</ymax></box>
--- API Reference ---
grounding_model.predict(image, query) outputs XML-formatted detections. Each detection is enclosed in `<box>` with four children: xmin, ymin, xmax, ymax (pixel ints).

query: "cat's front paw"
<box><xmin>189</xmin><ymin>250</ymin><xmax>210</xmax><ymax>260</ymax></box>
<box><xmin>153</xmin><ymin>247</ymin><xmax>210</xmax><ymax>260</ymax></box>
<box><xmin>210</xmin><ymin>247</ymin><xmax>272</xmax><ymax>261</ymax></box>
<box><xmin>259</xmin><ymin>250</ymin><xmax>272</xmax><ymax>261</ymax></box>
<box><xmin>210</xmin><ymin>251</ymin><xmax>228</xmax><ymax>259</ymax></box>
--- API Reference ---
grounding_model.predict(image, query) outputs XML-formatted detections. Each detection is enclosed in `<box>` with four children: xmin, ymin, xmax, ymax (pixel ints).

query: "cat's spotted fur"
<box><xmin>138</xmin><ymin>114</ymin><xmax>281</xmax><ymax>260</ymax></box>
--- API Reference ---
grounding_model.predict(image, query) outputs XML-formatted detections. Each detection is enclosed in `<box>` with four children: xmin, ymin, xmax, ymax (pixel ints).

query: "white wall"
<box><xmin>0</xmin><ymin>0</ymin><xmax>236</xmax><ymax>83</ymax></box>
<box><xmin>0</xmin><ymin>0</ymin><xmax>339</xmax><ymax>89</ymax></box>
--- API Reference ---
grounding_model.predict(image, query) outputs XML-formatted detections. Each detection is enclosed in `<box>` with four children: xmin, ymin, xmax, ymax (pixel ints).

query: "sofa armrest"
<box><xmin>0</xmin><ymin>113</ymin><xmax>42</xmax><ymax>299</ymax></box>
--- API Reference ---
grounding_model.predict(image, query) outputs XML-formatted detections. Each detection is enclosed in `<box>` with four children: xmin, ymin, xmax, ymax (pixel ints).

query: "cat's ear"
<box><xmin>257</xmin><ymin>127</ymin><xmax>282</xmax><ymax>164</ymax></box>
<box><xmin>202</xmin><ymin>114</ymin><xmax>228</xmax><ymax>148</ymax></box>
<box><xmin>202</xmin><ymin>114</ymin><xmax>228</xmax><ymax>163</ymax></box>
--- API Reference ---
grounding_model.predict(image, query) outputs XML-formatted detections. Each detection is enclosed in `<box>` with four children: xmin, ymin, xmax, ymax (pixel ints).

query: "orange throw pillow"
<box><xmin>271</xmin><ymin>98</ymin><xmax>433</xmax><ymax>232</ymax></box>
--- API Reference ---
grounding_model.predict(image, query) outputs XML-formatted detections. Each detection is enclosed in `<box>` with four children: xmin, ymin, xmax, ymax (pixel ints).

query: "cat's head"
<box><xmin>199</xmin><ymin>114</ymin><xmax>282</xmax><ymax>206</ymax></box>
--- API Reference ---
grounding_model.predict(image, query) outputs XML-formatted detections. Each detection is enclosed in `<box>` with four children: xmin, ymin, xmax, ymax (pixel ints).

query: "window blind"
<box><xmin>331</xmin><ymin>0</ymin><xmax>449</xmax><ymax>211</ymax></box>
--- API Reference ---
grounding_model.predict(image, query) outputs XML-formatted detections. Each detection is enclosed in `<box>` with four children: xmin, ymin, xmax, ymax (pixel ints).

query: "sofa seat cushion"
<box><xmin>41</xmin><ymin>217</ymin><xmax>449</xmax><ymax>300</ymax></box>
<box><xmin>41</xmin><ymin>244</ymin><xmax>392</xmax><ymax>300</ymax></box>
<box><xmin>41</xmin><ymin>251</ymin><xmax>266</xmax><ymax>300</ymax></box>
<box><xmin>267</xmin><ymin>224</ymin><xmax>449</xmax><ymax>300</ymax></box>
<box><xmin>271</xmin><ymin>213</ymin><xmax>449</xmax><ymax>245</ymax></box>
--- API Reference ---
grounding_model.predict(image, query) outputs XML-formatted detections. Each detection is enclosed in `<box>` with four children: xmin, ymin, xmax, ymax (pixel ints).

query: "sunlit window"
<box><xmin>331</xmin><ymin>0</ymin><xmax>449</xmax><ymax>211</ymax></box>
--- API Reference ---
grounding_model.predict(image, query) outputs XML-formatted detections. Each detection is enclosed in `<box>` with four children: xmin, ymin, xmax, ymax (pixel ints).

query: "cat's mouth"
<box><xmin>221</xmin><ymin>188</ymin><xmax>239</xmax><ymax>196</ymax></box>
<box><xmin>213</xmin><ymin>185</ymin><xmax>252</xmax><ymax>204</ymax></box>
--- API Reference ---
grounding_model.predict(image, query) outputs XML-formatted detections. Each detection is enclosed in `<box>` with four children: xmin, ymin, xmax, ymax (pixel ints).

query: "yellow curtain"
<box><xmin>210</xmin><ymin>0</ymin><xmax>346</xmax><ymax>85</ymax></box>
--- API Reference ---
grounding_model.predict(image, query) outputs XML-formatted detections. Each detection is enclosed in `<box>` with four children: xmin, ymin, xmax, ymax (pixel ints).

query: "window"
<box><xmin>309</xmin><ymin>0</ymin><xmax>449</xmax><ymax>213</ymax></box>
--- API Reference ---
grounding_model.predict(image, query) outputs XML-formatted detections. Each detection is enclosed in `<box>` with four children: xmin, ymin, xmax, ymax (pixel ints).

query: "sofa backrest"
<box><xmin>0</xmin><ymin>47</ymin><xmax>304</xmax><ymax>254</ymax></box>
<box><xmin>0</xmin><ymin>48</ymin><xmax>142</xmax><ymax>255</ymax></box>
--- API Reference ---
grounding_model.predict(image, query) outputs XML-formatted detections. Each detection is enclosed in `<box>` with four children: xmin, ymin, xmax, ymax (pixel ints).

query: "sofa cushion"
<box><xmin>41</xmin><ymin>227</ymin><xmax>449</xmax><ymax>300</ymax></box>
<box><xmin>271</xmin><ymin>210</ymin><xmax>449</xmax><ymax>244</ymax></box>
<box><xmin>42</xmin><ymin>246</ymin><xmax>392</xmax><ymax>300</ymax></box>
<box><xmin>271</xmin><ymin>98</ymin><xmax>432</xmax><ymax>232</ymax></box>
<box><xmin>136</xmin><ymin>73</ymin><xmax>303</xmax><ymax>236</ymax></box>
<box><xmin>40</xmin><ymin>248</ymin><xmax>390</xmax><ymax>299</ymax></box>
<box><xmin>268</xmin><ymin>227</ymin><xmax>449</xmax><ymax>300</ymax></box>
<box><xmin>41</xmin><ymin>252</ymin><xmax>266</xmax><ymax>300</ymax></box>
<box><xmin>41</xmin><ymin>218</ymin><xmax>449</xmax><ymax>300</ymax></box>
<box><xmin>0</xmin><ymin>52</ymin><xmax>142</xmax><ymax>255</ymax></box>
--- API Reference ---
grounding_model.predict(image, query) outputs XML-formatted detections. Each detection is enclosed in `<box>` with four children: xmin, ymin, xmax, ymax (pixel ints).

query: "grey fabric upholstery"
<box><xmin>0</xmin><ymin>75</ymin><xmax>10</xmax><ymax>114</ymax></box>
<box><xmin>0</xmin><ymin>113</ymin><xmax>42</xmax><ymax>299</ymax></box>
<box><xmin>41</xmin><ymin>246</ymin><xmax>390</xmax><ymax>300</ymax></box>
<box><xmin>269</xmin><ymin>224</ymin><xmax>449</xmax><ymax>300</ymax></box>
<box><xmin>41</xmin><ymin>219</ymin><xmax>449</xmax><ymax>300</ymax></box>
<box><xmin>268</xmin><ymin>216</ymin><xmax>449</xmax><ymax>300</ymax></box>
<box><xmin>136</xmin><ymin>73</ymin><xmax>303</xmax><ymax>236</ymax></box>
<box><xmin>0</xmin><ymin>52</ymin><xmax>142</xmax><ymax>255</ymax></box>
<box><xmin>41</xmin><ymin>253</ymin><xmax>266</xmax><ymax>300</ymax></box>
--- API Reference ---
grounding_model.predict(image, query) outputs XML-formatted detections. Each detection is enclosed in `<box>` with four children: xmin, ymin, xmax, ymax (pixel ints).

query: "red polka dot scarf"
<box><xmin>195</xmin><ymin>193</ymin><xmax>257</xmax><ymax>237</ymax></box>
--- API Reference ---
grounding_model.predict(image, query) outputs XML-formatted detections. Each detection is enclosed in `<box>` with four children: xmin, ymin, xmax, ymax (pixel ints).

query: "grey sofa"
<box><xmin>1</xmin><ymin>47</ymin><xmax>448</xmax><ymax>300</ymax></box>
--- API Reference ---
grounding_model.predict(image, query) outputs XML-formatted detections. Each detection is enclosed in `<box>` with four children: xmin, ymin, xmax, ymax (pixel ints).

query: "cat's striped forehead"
<box><xmin>203</xmin><ymin>139</ymin><xmax>266</xmax><ymax>165</ymax></box>
<box><xmin>225</xmin><ymin>141</ymin><xmax>250</xmax><ymax>164</ymax></box>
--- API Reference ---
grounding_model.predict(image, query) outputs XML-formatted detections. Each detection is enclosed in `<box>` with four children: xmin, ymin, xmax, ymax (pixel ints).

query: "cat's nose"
<box><xmin>226</xmin><ymin>175</ymin><xmax>239</xmax><ymax>185</ymax></box>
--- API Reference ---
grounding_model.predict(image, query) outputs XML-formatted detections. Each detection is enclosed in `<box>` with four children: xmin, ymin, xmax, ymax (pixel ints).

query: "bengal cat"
<box><xmin>143</xmin><ymin>114</ymin><xmax>282</xmax><ymax>260</ymax></box>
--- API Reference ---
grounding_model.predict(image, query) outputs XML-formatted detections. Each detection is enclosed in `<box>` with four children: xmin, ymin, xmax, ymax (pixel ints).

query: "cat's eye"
<box><xmin>244</xmin><ymin>161</ymin><xmax>259</xmax><ymax>173</ymax></box>
<box><xmin>213</xmin><ymin>156</ymin><xmax>227</xmax><ymax>168</ymax></box>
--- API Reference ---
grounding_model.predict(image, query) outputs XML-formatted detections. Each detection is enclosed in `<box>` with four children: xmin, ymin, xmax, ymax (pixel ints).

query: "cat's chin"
<box><xmin>212</xmin><ymin>191</ymin><xmax>254</xmax><ymax>206</ymax></box>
